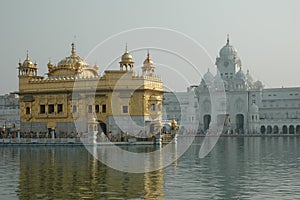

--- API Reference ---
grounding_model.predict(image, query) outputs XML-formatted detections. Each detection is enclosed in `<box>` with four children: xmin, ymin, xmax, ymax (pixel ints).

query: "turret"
<box><xmin>18</xmin><ymin>51</ymin><xmax>38</xmax><ymax>77</ymax></box>
<box><xmin>119</xmin><ymin>44</ymin><xmax>134</xmax><ymax>71</ymax></box>
<box><xmin>141</xmin><ymin>50</ymin><xmax>155</xmax><ymax>76</ymax></box>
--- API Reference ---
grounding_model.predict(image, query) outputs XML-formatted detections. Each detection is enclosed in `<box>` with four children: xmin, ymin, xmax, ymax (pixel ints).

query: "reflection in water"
<box><xmin>0</xmin><ymin>137</ymin><xmax>300</xmax><ymax>199</ymax></box>
<box><xmin>16</xmin><ymin>146</ymin><xmax>165</xmax><ymax>199</ymax></box>
<box><xmin>164</xmin><ymin>137</ymin><xmax>300</xmax><ymax>199</ymax></box>
<box><xmin>0</xmin><ymin>147</ymin><xmax>20</xmax><ymax>200</ymax></box>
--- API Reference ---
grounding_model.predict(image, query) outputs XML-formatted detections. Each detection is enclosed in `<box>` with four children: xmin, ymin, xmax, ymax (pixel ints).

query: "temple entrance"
<box><xmin>98</xmin><ymin>120</ymin><xmax>107</xmax><ymax>133</ymax></box>
<box><xmin>203</xmin><ymin>115</ymin><xmax>211</xmax><ymax>131</ymax></box>
<box><xmin>236</xmin><ymin>114</ymin><xmax>244</xmax><ymax>134</ymax></box>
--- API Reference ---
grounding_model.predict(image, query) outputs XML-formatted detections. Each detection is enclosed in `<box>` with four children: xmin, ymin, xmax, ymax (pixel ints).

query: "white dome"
<box><xmin>203</xmin><ymin>69</ymin><xmax>214</xmax><ymax>82</ymax></box>
<box><xmin>219</xmin><ymin>37</ymin><xmax>237</xmax><ymax>57</ymax></box>
<box><xmin>236</xmin><ymin>70</ymin><xmax>246</xmax><ymax>80</ymax></box>
<box><xmin>254</xmin><ymin>80</ymin><xmax>263</xmax><ymax>89</ymax></box>
<box><xmin>220</xmin><ymin>44</ymin><xmax>237</xmax><ymax>57</ymax></box>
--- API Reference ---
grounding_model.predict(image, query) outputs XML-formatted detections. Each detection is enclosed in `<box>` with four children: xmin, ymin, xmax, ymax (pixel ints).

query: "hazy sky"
<box><xmin>0</xmin><ymin>0</ymin><xmax>299</xmax><ymax>94</ymax></box>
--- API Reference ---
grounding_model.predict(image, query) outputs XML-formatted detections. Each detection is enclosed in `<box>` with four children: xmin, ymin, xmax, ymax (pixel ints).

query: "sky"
<box><xmin>0</xmin><ymin>0</ymin><xmax>299</xmax><ymax>94</ymax></box>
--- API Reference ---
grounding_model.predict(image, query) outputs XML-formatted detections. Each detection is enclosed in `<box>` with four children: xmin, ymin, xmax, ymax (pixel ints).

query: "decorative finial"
<box><xmin>71</xmin><ymin>43</ymin><xmax>76</xmax><ymax>56</ymax></box>
<box><xmin>226</xmin><ymin>34</ymin><xmax>230</xmax><ymax>45</ymax></box>
<box><xmin>125</xmin><ymin>42</ymin><xmax>128</xmax><ymax>53</ymax></box>
<box><xmin>147</xmin><ymin>50</ymin><xmax>150</xmax><ymax>61</ymax></box>
<box><xmin>26</xmin><ymin>50</ymin><xmax>29</xmax><ymax>60</ymax></box>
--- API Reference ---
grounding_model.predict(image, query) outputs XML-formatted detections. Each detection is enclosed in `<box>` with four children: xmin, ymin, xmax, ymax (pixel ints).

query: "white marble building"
<box><xmin>0</xmin><ymin>93</ymin><xmax>20</xmax><ymax>129</ymax></box>
<box><xmin>196</xmin><ymin>36</ymin><xmax>300</xmax><ymax>134</ymax></box>
<box><xmin>163</xmin><ymin>86</ymin><xmax>199</xmax><ymax>133</ymax></box>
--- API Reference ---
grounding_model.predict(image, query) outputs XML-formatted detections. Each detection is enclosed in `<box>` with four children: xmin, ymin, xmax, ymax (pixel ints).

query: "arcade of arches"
<box><xmin>261</xmin><ymin>125</ymin><xmax>300</xmax><ymax>134</ymax></box>
<box><xmin>203</xmin><ymin>114</ymin><xmax>300</xmax><ymax>134</ymax></box>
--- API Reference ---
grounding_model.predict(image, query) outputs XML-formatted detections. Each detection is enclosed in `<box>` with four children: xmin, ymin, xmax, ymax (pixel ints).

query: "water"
<box><xmin>1</xmin><ymin>137</ymin><xmax>300</xmax><ymax>199</ymax></box>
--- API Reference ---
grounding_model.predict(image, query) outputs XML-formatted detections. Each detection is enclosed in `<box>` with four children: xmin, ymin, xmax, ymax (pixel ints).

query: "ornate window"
<box><xmin>151</xmin><ymin>104</ymin><xmax>155</xmax><ymax>111</ymax></box>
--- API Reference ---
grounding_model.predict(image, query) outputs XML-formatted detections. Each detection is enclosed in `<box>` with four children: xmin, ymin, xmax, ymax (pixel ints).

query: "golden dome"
<box><xmin>47</xmin><ymin>43</ymin><xmax>99</xmax><ymax>77</ymax></box>
<box><xmin>121</xmin><ymin>52</ymin><xmax>133</xmax><ymax>62</ymax></box>
<box><xmin>22</xmin><ymin>50</ymin><xmax>35</xmax><ymax>68</ymax></box>
<box><xmin>142</xmin><ymin>51</ymin><xmax>155</xmax><ymax>75</ymax></box>
<box><xmin>120</xmin><ymin>44</ymin><xmax>134</xmax><ymax>63</ymax></box>
<box><xmin>57</xmin><ymin>43</ymin><xmax>89</xmax><ymax>69</ymax></box>
<box><xmin>143</xmin><ymin>51</ymin><xmax>154</xmax><ymax>65</ymax></box>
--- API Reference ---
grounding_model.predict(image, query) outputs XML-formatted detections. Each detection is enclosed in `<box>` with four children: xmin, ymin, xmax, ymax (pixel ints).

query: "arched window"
<box><xmin>151</xmin><ymin>104</ymin><xmax>155</xmax><ymax>111</ymax></box>
<box><xmin>289</xmin><ymin>125</ymin><xmax>295</xmax><ymax>134</ymax></box>
<box><xmin>236</xmin><ymin>114</ymin><xmax>244</xmax><ymax>134</ymax></box>
<box><xmin>267</xmin><ymin>125</ymin><xmax>272</xmax><ymax>134</ymax></box>
<box><xmin>26</xmin><ymin>107</ymin><xmax>30</xmax><ymax>115</ymax></box>
<box><xmin>296</xmin><ymin>125</ymin><xmax>300</xmax><ymax>134</ymax></box>
<box><xmin>282</xmin><ymin>125</ymin><xmax>288</xmax><ymax>134</ymax></box>
<box><xmin>260</xmin><ymin>126</ymin><xmax>266</xmax><ymax>134</ymax></box>
<box><xmin>273</xmin><ymin>125</ymin><xmax>279</xmax><ymax>134</ymax></box>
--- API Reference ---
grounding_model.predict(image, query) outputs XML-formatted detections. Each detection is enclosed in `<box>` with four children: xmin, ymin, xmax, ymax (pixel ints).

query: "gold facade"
<box><xmin>18</xmin><ymin>43</ymin><xmax>163</xmax><ymax>135</ymax></box>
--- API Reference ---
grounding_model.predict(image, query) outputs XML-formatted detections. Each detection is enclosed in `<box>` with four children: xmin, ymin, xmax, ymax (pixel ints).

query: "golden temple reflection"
<box><xmin>18</xmin><ymin>146</ymin><xmax>166</xmax><ymax>199</ymax></box>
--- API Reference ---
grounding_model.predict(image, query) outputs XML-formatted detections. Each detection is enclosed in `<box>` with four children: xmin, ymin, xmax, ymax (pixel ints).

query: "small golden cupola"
<box><xmin>18</xmin><ymin>50</ymin><xmax>38</xmax><ymax>77</ymax></box>
<box><xmin>47</xmin><ymin>58</ymin><xmax>53</xmax><ymax>71</ymax></box>
<box><xmin>119</xmin><ymin>44</ymin><xmax>134</xmax><ymax>71</ymax></box>
<box><xmin>142</xmin><ymin>50</ymin><xmax>155</xmax><ymax>76</ymax></box>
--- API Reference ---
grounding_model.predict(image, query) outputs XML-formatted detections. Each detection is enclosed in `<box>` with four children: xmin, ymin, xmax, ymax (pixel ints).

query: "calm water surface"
<box><xmin>1</xmin><ymin>137</ymin><xmax>300</xmax><ymax>199</ymax></box>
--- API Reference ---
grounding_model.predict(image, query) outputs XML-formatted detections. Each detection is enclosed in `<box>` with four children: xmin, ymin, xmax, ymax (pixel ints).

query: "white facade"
<box><xmin>163</xmin><ymin>86</ymin><xmax>199</xmax><ymax>133</ymax></box>
<box><xmin>0</xmin><ymin>93</ymin><xmax>20</xmax><ymax>129</ymax></box>
<box><xmin>196</xmin><ymin>36</ymin><xmax>300</xmax><ymax>134</ymax></box>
